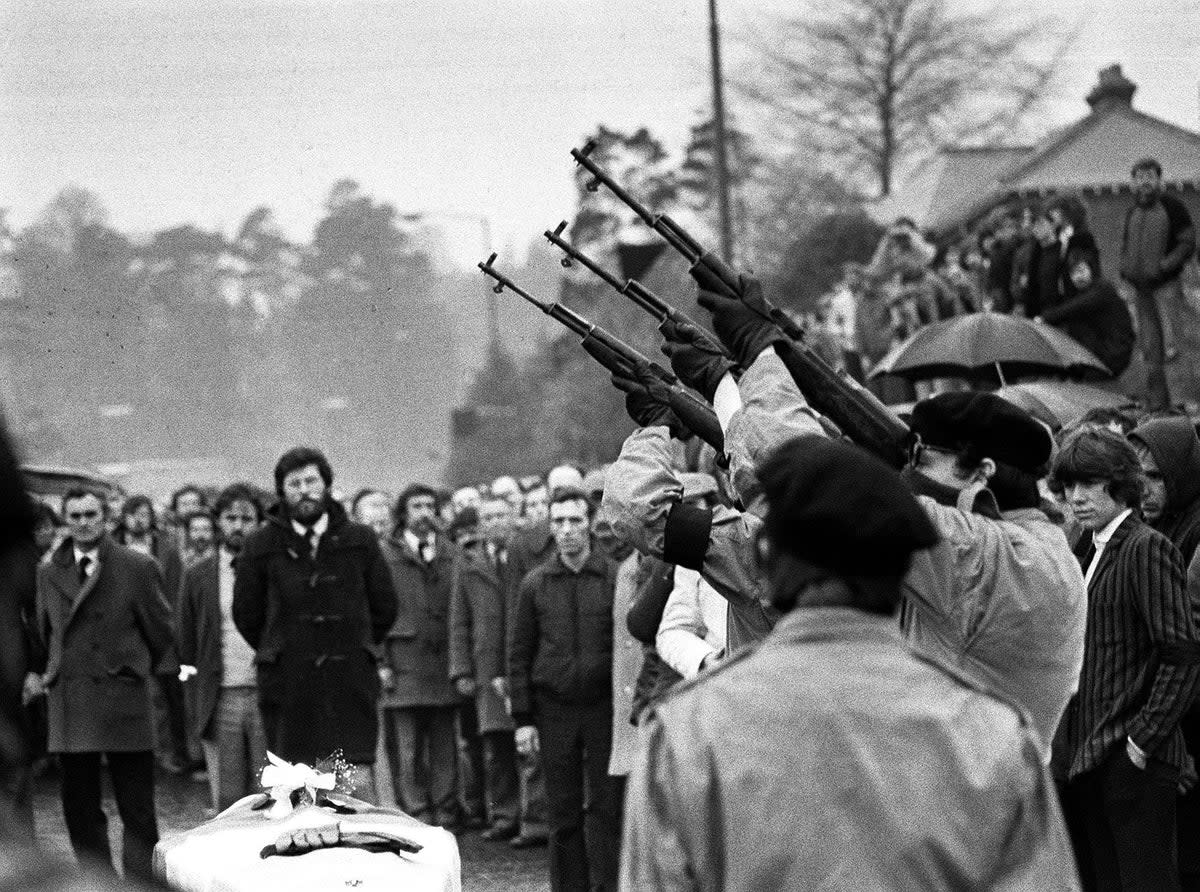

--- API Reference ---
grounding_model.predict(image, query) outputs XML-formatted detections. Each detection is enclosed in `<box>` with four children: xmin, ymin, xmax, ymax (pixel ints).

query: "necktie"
<box><xmin>78</xmin><ymin>555</ymin><xmax>92</xmax><ymax>583</ymax></box>
<box><xmin>306</xmin><ymin>530</ymin><xmax>318</xmax><ymax>559</ymax></box>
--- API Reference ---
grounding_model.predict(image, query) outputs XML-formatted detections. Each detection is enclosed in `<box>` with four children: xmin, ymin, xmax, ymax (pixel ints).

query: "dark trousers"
<box><xmin>1178</xmin><ymin>709</ymin><xmax>1200</xmax><ymax>891</ymax></box>
<box><xmin>386</xmin><ymin>705</ymin><xmax>459</xmax><ymax>826</ymax></box>
<box><xmin>482</xmin><ymin>730</ymin><xmax>519</xmax><ymax>828</ymax></box>
<box><xmin>153</xmin><ymin>675</ymin><xmax>191</xmax><ymax>766</ymax></box>
<box><xmin>537</xmin><ymin>700</ymin><xmax>620</xmax><ymax>892</ymax></box>
<box><xmin>1133</xmin><ymin>282</ymin><xmax>1174</xmax><ymax>410</ymax></box>
<box><xmin>59</xmin><ymin>750</ymin><xmax>159</xmax><ymax>882</ymax></box>
<box><xmin>456</xmin><ymin>701</ymin><xmax>486</xmax><ymax>823</ymax></box>
<box><xmin>1070</xmin><ymin>749</ymin><xmax>1180</xmax><ymax>892</ymax></box>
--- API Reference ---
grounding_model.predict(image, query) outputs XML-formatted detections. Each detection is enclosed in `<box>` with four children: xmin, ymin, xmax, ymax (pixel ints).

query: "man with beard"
<box><xmin>1120</xmin><ymin>157</ymin><xmax>1196</xmax><ymax>409</ymax></box>
<box><xmin>1128</xmin><ymin>416</ymin><xmax>1200</xmax><ymax>889</ymax></box>
<box><xmin>178</xmin><ymin>484</ymin><xmax>267</xmax><ymax>811</ymax></box>
<box><xmin>378</xmin><ymin>484</ymin><xmax>459</xmax><ymax>827</ymax></box>
<box><xmin>233</xmin><ymin>447</ymin><xmax>397</xmax><ymax>796</ymax></box>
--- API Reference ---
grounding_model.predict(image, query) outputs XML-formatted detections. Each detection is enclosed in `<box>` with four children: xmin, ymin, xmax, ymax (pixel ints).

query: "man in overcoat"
<box><xmin>232</xmin><ymin>447</ymin><xmax>397</xmax><ymax>794</ymax></box>
<box><xmin>621</xmin><ymin>437</ymin><xmax>1080</xmax><ymax>890</ymax></box>
<box><xmin>177</xmin><ymin>483</ymin><xmax>266</xmax><ymax>810</ymax></box>
<box><xmin>448</xmin><ymin>494</ymin><xmax>520</xmax><ymax>839</ymax></box>
<box><xmin>378</xmin><ymin>484</ymin><xmax>459</xmax><ymax>827</ymax></box>
<box><xmin>30</xmin><ymin>486</ymin><xmax>176</xmax><ymax>881</ymax></box>
<box><xmin>115</xmin><ymin>493</ymin><xmax>191</xmax><ymax>775</ymax></box>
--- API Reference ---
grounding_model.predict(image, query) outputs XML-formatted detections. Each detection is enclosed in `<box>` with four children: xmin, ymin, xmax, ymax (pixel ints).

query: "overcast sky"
<box><xmin>3</xmin><ymin>0</ymin><xmax>1198</xmax><ymax>266</ymax></box>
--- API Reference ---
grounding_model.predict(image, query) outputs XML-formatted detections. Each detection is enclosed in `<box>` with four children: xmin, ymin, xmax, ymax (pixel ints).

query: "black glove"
<box><xmin>696</xmin><ymin>274</ymin><xmax>786</xmax><ymax>366</ymax></box>
<box><xmin>659</xmin><ymin>317</ymin><xmax>736</xmax><ymax>402</ymax></box>
<box><xmin>611</xmin><ymin>364</ymin><xmax>687</xmax><ymax>439</ymax></box>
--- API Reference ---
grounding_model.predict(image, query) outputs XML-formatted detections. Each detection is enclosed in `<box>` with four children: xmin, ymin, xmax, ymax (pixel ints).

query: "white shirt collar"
<box><xmin>403</xmin><ymin>529</ymin><xmax>433</xmax><ymax>553</ymax></box>
<box><xmin>73</xmin><ymin>543</ymin><xmax>99</xmax><ymax>564</ymax></box>
<box><xmin>219</xmin><ymin>546</ymin><xmax>238</xmax><ymax>568</ymax></box>
<box><xmin>1094</xmin><ymin>508</ymin><xmax>1132</xmax><ymax>546</ymax></box>
<box><xmin>291</xmin><ymin>512</ymin><xmax>329</xmax><ymax>540</ymax></box>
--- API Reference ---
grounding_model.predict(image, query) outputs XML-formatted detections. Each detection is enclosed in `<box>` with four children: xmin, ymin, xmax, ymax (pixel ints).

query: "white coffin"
<box><xmin>154</xmin><ymin>796</ymin><xmax>461</xmax><ymax>892</ymax></box>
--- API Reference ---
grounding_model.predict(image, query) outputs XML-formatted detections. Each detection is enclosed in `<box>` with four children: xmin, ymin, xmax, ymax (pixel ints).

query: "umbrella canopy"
<box><xmin>995</xmin><ymin>380</ymin><xmax>1135</xmax><ymax>431</ymax></box>
<box><xmin>870</xmin><ymin>312</ymin><xmax>1111</xmax><ymax>383</ymax></box>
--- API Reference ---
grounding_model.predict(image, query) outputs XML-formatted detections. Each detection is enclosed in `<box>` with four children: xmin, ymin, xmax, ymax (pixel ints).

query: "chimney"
<box><xmin>1086</xmin><ymin>64</ymin><xmax>1137</xmax><ymax>112</ymax></box>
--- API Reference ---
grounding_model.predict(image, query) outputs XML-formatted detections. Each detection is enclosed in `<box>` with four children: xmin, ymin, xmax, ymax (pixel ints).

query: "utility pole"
<box><xmin>480</xmin><ymin>215</ymin><xmax>500</xmax><ymax>353</ymax></box>
<box><xmin>708</xmin><ymin>0</ymin><xmax>733</xmax><ymax>263</ymax></box>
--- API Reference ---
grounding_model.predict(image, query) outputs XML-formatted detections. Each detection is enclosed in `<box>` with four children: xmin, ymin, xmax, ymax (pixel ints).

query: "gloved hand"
<box><xmin>696</xmin><ymin>274</ymin><xmax>786</xmax><ymax>366</ymax></box>
<box><xmin>660</xmin><ymin>317</ymin><xmax>736</xmax><ymax>401</ymax></box>
<box><xmin>611</xmin><ymin>363</ymin><xmax>687</xmax><ymax>439</ymax></box>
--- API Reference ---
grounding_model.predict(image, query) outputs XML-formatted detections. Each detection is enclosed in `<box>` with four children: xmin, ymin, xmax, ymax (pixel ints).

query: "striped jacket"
<box><xmin>1068</xmin><ymin>513</ymin><xmax>1200</xmax><ymax>777</ymax></box>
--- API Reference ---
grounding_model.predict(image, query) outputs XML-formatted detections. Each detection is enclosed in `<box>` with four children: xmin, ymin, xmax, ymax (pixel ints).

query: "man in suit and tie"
<box><xmin>178</xmin><ymin>483</ymin><xmax>266</xmax><ymax>812</ymax></box>
<box><xmin>28</xmin><ymin>486</ymin><xmax>175</xmax><ymax>882</ymax></box>
<box><xmin>448</xmin><ymin>494</ymin><xmax>521</xmax><ymax>841</ymax></box>
<box><xmin>1052</xmin><ymin>427</ymin><xmax>1200</xmax><ymax>891</ymax></box>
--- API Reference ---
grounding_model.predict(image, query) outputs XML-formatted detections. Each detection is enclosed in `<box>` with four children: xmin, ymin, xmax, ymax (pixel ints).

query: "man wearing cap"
<box><xmin>605</xmin><ymin>278</ymin><xmax>1088</xmax><ymax>754</ymax></box>
<box><xmin>621</xmin><ymin>436</ymin><xmax>1080</xmax><ymax>890</ymax></box>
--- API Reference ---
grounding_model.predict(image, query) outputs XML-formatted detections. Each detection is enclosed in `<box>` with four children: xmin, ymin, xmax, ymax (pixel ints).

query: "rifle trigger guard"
<box><xmin>560</xmin><ymin>258</ymin><xmax>572</xmax><ymax>268</ymax></box>
<box><xmin>492</xmin><ymin>284</ymin><xmax>504</xmax><ymax>294</ymax></box>
<box><xmin>585</xmin><ymin>177</ymin><xmax>601</xmax><ymax>193</ymax></box>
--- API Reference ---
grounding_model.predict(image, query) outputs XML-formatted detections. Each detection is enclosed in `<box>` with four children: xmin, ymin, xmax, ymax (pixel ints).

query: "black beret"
<box><xmin>758</xmin><ymin>436</ymin><xmax>939</xmax><ymax>579</ymax></box>
<box><xmin>911</xmin><ymin>391</ymin><xmax>1053</xmax><ymax>474</ymax></box>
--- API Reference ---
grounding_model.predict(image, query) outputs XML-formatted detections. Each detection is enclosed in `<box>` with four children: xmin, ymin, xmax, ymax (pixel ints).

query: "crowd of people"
<box><xmin>828</xmin><ymin>157</ymin><xmax>1195</xmax><ymax>411</ymax></box>
<box><xmin>1</xmin><ymin>156</ymin><xmax>1199</xmax><ymax>892</ymax></box>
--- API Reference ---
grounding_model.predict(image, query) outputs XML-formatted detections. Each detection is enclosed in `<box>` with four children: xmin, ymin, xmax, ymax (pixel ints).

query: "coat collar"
<box><xmin>1090</xmin><ymin>512</ymin><xmax>1139</xmax><ymax>585</ymax></box>
<box><xmin>49</xmin><ymin>536</ymin><xmax>112</xmax><ymax>626</ymax></box>
<box><xmin>540</xmin><ymin>547</ymin><xmax>608</xmax><ymax>579</ymax></box>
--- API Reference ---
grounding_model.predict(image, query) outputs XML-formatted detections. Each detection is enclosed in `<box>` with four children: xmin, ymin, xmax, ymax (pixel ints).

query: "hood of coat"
<box><xmin>1129</xmin><ymin>417</ymin><xmax>1200</xmax><ymax>514</ymax></box>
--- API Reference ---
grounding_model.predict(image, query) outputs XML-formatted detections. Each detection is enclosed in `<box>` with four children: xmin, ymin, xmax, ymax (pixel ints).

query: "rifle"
<box><xmin>478</xmin><ymin>254</ymin><xmax>725</xmax><ymax>453</ymax></box>
<box><xmin>543</xmin><ymin>221</ymin><xmax>729</xmax><ymax>361</ymax></box>
<box><xmin>569</xmin><ymin>140</ymin><xmax>911</xmax><ymax>468</ymax></box>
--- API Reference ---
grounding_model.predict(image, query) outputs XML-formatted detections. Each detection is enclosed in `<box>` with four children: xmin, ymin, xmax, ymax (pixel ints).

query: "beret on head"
<box><xmin>758</xmin><ymin>436</ymin><xmax>939</xmax><ymax>579</ymax></box>
<box><xmin>911</xmin><ymin>391</ymin><xmax>1053</xmax><ymax>474</ymax></box>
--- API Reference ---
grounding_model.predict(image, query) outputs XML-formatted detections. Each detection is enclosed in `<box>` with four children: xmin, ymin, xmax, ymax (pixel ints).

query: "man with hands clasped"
<box><xmin>508</xmin><ymin>488</ymin><xmax>621</xmax><ymax>892</ymax></box>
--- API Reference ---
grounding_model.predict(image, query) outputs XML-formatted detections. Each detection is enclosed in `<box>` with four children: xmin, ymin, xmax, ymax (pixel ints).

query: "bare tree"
<box><xmin>738</xmin><ymin>0</ymin><xmax>1072</xmax><ymax>196</ymax></box>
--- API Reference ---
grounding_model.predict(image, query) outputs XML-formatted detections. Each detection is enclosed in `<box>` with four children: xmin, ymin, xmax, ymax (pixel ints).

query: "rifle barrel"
<box><xmin>543</xmin><ymin>228</ymin><xmax>623</xmax><ymax>292</ymax></box>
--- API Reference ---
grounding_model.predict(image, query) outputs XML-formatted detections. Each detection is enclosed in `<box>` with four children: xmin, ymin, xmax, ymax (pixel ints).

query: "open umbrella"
<box><xmin>870</xmin><ymin>312</ymin><xmax>1111</xmax><ymax>384</ymax></box>
<box><xmin>995</xmin><ymin>380</ymin><xmax>1135</xmax><ymax>431</ymax></box>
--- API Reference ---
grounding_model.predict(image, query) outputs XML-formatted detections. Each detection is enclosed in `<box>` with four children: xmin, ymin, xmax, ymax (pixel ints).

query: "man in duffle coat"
<box><xmin>378</xmin><ymin>484</ymin><xmax>460</xmax><ymax>827</ymax></box>
<box><xmin>233</xmin><ymin>447</ymin><xmax>397</xmax><ymax>792</ymax></box>
<box><xmin>31</xmin><ymin>486</ymin><xmax>176</xmax><ymax>882</ymax></box>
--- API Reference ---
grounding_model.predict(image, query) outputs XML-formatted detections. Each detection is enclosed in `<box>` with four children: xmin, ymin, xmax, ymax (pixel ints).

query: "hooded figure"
<box><xmin>1128</xmin><ymin>417</ymin><xmax>1200</xmax><ymax>563</ymax></box>
<box><xmin>1129</xmin><ymin>416</ymin><xmax>1200</xmax><ymax>890</ymax></box>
